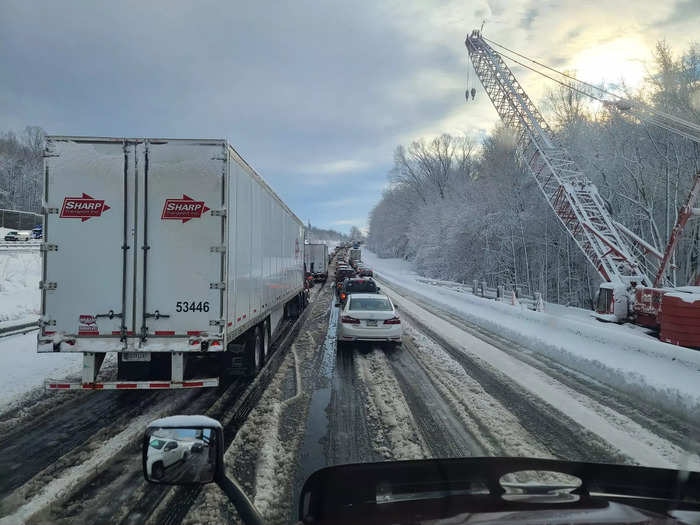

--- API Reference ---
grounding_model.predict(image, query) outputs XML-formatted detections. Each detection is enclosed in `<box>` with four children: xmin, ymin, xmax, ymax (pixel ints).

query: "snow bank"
<box><xmin>0</xmin><ymin>251</ymin><xmax>85</xmax><ymax>411</ymax></box>
<box><xmin>364</xmin><ymin>251</ymin><xmax>700</xmax><ymax>420</ymax></box>
<box><xmin>387</xmin><ymin>284</ymin><xmax>700</xmax><ymax>469</ymax></box>
<box><xmin>0</xmin><ymin>332</ymin><xmax>81</xmax><ymax>410</ymax></box>
<box><xmin>0</xmin><ymin>252</ymin><xmax>40</xmax><ymax>323</ymax></box>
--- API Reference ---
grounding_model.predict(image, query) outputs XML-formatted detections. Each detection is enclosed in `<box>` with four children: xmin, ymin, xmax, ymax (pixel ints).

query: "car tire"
<box><xmin>152</xmin><ymin>462</ymin><xmax>164</xmax><ymax>480</ymax></box>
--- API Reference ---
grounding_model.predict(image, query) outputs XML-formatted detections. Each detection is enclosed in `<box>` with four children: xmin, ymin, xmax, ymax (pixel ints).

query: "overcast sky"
<box><xmin>2</xmin><ymin>1</ymin><xmax>698</xmax><ymax>233</ymax></box>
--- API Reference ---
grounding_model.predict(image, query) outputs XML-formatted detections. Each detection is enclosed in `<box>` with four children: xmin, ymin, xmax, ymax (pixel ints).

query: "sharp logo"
<box><xmin>79</xmin><ymin>315</ymin><xmax>96</xmax><ymax>325</ymax></box>
<box><xmin>60</xmin><ymin>194</ymin><xmax>111</xmax><ymax>221</ymax></box>
<box><xmin>161</xmin><ymin>194</ymin><xmax>211</xmax><ymax>223</ymax></box>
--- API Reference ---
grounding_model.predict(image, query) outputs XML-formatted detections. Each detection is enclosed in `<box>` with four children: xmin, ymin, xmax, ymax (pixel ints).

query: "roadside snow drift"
<box><xmin>364</xmin><ymin>251</ymin><xmax>700</xmax><ymax>420</ymax></box>
<box><xmin>0</xmin><ymin>252</ymin><xmax>82</xmax><ymax>410</ymax></box>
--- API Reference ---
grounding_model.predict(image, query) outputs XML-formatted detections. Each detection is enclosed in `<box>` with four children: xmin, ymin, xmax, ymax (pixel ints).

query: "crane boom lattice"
<box><xmin>465</xmin><ymin>30</ymin><xmax>653</xmax><ymax>287</ymax></box>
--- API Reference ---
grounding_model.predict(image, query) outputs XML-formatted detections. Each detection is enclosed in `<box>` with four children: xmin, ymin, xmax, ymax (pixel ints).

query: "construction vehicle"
<box><xmin>465</xmin><ymin>30</ymin><xmax>700</xmax><ymax>348</ymax></box>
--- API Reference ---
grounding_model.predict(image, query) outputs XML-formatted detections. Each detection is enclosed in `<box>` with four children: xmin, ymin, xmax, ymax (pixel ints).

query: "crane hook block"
<box><xmin>465</xmin><ymin>90</ymin><xmax>470</xmax><ymax>102</ymax></box>
<box><xmin>471</xmin><ymin>88</ymin><xmax>476</xmax><ymax>100</ymax></box>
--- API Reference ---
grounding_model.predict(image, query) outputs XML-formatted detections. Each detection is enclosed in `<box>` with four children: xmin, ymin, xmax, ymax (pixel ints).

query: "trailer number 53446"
<box><xmin>176</xmin><ymin>301</ymin><xmax>210</xmax><ymax>313</ymax></box>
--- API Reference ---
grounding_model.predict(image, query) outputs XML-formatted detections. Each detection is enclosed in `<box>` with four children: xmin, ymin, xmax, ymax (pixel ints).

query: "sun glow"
<box><xmin>569</xmin><ymin>37</ymin><xmax>649</xmax><ymax>90</ymax></box>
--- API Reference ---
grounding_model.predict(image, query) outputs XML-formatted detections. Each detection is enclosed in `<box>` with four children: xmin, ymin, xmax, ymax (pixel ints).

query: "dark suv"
<box><xmin>335</xmin><ymin>266</ymin><xmax>357</xmax><ymax>294</ymax></box>
<box><xmin>337</xmin><ymin>277</ymin><xmax>379</xmax><ymax>306</ymax></box>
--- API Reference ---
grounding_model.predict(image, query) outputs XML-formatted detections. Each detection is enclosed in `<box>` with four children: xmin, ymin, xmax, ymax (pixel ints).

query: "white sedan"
<box><xmin>336</xmin><ymin>293</ymin><xmax>402</xmax><ymax>349</ymax></box>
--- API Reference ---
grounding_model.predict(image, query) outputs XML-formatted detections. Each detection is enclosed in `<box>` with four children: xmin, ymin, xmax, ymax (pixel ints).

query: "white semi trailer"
<box><xmin>304</xmin><ymin>243</ymin><xmax>328</xmax><ymax>282</ymax></box>
<box><xmin>39</xmin><ymin>137</ymin><xmax>306</xmax><ymax>390</ymax></box>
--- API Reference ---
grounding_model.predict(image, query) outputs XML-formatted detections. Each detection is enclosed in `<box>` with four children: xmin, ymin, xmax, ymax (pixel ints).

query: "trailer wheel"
<box><xmin>246</xmin><ymin>329</ymin><xmax>263</xmax><ymax>377</ymax></box>
<box><xmin>286</xmin><ymin>298</ymin><xmax>299</xmax><ymax>319</ymax></box>
<box><xmin>150</xmin><ymin>353</ymin><xmax>171</xmax><ymax>381</ymax></box>
<box><xmin>117</xmin><ymin>354</ymin><xmax>150</xmax><ymax>381</ymax></box>
<box><xmin>263</xmin><ymin>319</ymin><xmax>271</xmax><ymax>360</ymax></box>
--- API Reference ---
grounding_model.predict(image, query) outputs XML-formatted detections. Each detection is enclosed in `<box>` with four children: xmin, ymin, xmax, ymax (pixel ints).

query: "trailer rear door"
<box><xmin>43</xmin><ymin>139</ymin><xmax>128</xmax><ymax>337</ymax></box>
<box><xmin>138</xmin><ymin>140</ymin><xmax>226</xmax><ymax>338</ymax></box>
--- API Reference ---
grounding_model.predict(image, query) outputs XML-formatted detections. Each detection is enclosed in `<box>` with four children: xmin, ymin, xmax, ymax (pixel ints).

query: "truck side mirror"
<box><xmin>143</xmin><ymin>415</ymin><xmax>265</xmax><ymax>524</ymax></box>
<box><xmin>143</xmin><ymin>415</ymin><xmax>223</xmax><ymax>484</ymax></box>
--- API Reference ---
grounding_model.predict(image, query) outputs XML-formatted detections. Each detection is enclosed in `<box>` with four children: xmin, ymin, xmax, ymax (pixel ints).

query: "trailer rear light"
<box><xmin>341</xmin><ymin>316</ymin><xmax>360</xmax><ymax>324</ymax></box>
<box><xmin>210</xmin><ymin>340</ymin><xmax>221</xmax><ymax>347</ymax></box>
<box><xmin>384</xmin><ymin>316</ymin><xmax>401</xmax><ymax>324</ymax></box>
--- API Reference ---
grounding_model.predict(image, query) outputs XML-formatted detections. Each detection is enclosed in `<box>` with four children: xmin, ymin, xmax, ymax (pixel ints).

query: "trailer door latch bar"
<box><xmin>145</xmin><ymin>310</ymin><xmax>170</xmax><ymax>320</ymax></box>
<box><xmin>95</xmin><ymin>310</ymin><xmax>123</xmax><ymax>320</ymax></box>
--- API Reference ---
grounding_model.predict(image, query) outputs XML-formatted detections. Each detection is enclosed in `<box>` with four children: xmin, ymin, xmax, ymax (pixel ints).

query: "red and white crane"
<box><xmin>465</xmin><ymin>29</ymin><xmax>700</xmax><ymax>347</ymax></box>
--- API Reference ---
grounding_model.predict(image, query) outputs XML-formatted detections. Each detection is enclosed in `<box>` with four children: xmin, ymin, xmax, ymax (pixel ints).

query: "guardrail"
<box><xmin>0</xmin><ymin>320</ymin><xmax>39</xmax><ymax>338</ymax></box>
<box><xmin>414</xmin><ymin>277</ymin><xmax>545</xmax><ymax>311</ymax></box>
<box><xmin>0</xmin><ymin>241</ymin><xmax>41</xmax><ymax>251</ymax></box>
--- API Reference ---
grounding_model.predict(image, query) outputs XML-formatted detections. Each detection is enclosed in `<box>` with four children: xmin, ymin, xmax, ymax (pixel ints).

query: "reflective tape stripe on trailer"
<box><xmin>45</xmin><ymin>378</ymin><xmax>219</xmax><ymax>390</ymax></box>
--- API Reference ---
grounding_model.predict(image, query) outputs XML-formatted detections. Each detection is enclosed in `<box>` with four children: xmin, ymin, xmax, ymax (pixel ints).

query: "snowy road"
<box><xmin>179</xmin><ymin>262</ymin><xmax>698</xmax><ymax>523</ymax></box>
<box><xmin>2</xmin><ymin>259</ymin><xmax>699</xmax><ymax>524</ymax></box>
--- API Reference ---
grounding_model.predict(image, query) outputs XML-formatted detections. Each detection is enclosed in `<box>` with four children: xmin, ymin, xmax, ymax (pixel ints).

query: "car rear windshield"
<box><xmin>348</xmin><ymin>297</ymin><xmax>392</xmax><ymax>311</ymax></box>
<box><xmin>346</xmin><ymin>281</ymin><xmax>377</xmax><ymax>293</ymax></box>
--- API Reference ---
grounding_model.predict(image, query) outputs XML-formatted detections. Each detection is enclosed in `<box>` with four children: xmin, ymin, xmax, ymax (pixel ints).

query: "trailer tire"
<box><xmin>117</xmin><ymin>354</ymin><xmax>150</xmax><ymax>381</ymax></box>
<box><xmin>263</xmin><ymin>319</ymin><xmax>271</xmax><ymax>360</ymax></box>
<box><xmin>150</xmin><ymin>353</ymin><xmax>171</xmax><ymax>381</ymax></box>
<box><xmin>246</xmin><ymin>329</ymin><xmax>263</xmax><ymax>378</ymax></box>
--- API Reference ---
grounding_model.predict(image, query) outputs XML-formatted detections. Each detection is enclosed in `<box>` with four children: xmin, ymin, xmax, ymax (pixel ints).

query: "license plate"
<box><xmin>366</xmin><ymin>320</ymin><xmax>378</xmax><ymax>327</ymax></box>
<box><xmin>122</xmin><ymin>352</ymin><xmax>151</xmax><ymax>362</ymax></box>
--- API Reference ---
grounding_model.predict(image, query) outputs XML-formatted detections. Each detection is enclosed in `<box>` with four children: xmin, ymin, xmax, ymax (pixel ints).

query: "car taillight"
<box><xmin>383</xmin><ymin>317</ymin><xmax>401</xmax><ymax>324</ymax></box>
<box><xmin>341</xmin><ymin>316</ymin><xmax>360</xmax><ymax>324</ymax></box>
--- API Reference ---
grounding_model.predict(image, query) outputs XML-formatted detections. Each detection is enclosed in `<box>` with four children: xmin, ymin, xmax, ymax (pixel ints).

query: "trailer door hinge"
<box><xmin>39</xmin><ymin>281</ymin><xmax>57</xmax><ymax>290</ymax></box>
<box><xmin>210</xmin><ymin>245</ymin><xmax>226</xmax><ymax>253</ymax></box>
<box><xmin>40</xmin><ymin>243</ymin><xmax>58</xmax><ymax>252</ymax></box>
<box><xmin>209</xmin><ymin>319</ymin><xmax>225</xmax><ymax>327</ymax></box>
<box><xmin>211</xmin><ymin>155</ymin><xmax>227</xmax><ymax>162</ymax></box>
<box><xmin>210</xmin><ymin>282</ymin><xmax>226</xmax><ymax>290</ymax></box>
<box><xmin>210</xmin><ymin>209</ymin><xmax>226</xmax><ymax>217</ymax></box>
<box><xmin>44</xmin><ymin>207</ymin><xmax>59</xmax><ymax>215</ymax></box>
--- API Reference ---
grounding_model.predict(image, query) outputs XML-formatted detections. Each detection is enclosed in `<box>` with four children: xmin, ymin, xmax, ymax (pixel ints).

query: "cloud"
<box><xmin>332</xmin><ymin>218</ymin><xmax>366</xmax><ymax>226</ymax></box>
<box><xmin>301</xmin><ymin>159</ymin><xmax>369</xmax><ymax>175</ymax></box>
<box><xmin>1</xmin><ymin>0</ymin><xmax>697</xmax><ymax>234</ymax></box>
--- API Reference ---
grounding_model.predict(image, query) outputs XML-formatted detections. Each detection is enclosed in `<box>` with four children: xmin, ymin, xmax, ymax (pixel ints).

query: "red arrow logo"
<box><xmin>161</xmin><ymin>194</ymin><xmax>210</xmax><ymax>223</ymax></box>
<box><xmin>60</xmin><ymin>193</ymin><xmax>111</xmax><ymax>221</ymax></box>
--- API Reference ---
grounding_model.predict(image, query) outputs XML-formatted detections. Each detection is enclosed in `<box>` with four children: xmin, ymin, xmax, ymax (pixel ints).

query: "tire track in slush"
<box><xmin>326</xmin><ymin>346</ymin><xmax>383</xmax><ymax>465</ymax></box>
<box><xmin>384</xmin><ymin>342</ymin><xmax>486</xmax><ymax>458</ymax></box>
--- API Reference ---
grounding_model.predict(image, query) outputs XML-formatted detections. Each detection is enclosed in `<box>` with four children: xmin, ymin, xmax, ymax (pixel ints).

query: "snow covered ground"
<box><xmin>0</xmin><ymin>251</ymin><xmax>82</xmax><ymax>410</ymax></box>
<box><xmin>364</xmin><ymin>251</ymin><xmax>700</xmax><ymax>420</ymax></box>
<box><xmin>0</xmin><ymin>252</ymin><xmax>40</xmax><ymax>323</ymax></box>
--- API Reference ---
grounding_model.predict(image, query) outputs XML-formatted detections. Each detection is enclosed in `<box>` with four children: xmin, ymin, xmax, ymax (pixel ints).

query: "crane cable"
<box><xmin>482</xmin><ymin>36</ymin><xmax>700</xmax><ymax>139</ymax></box>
